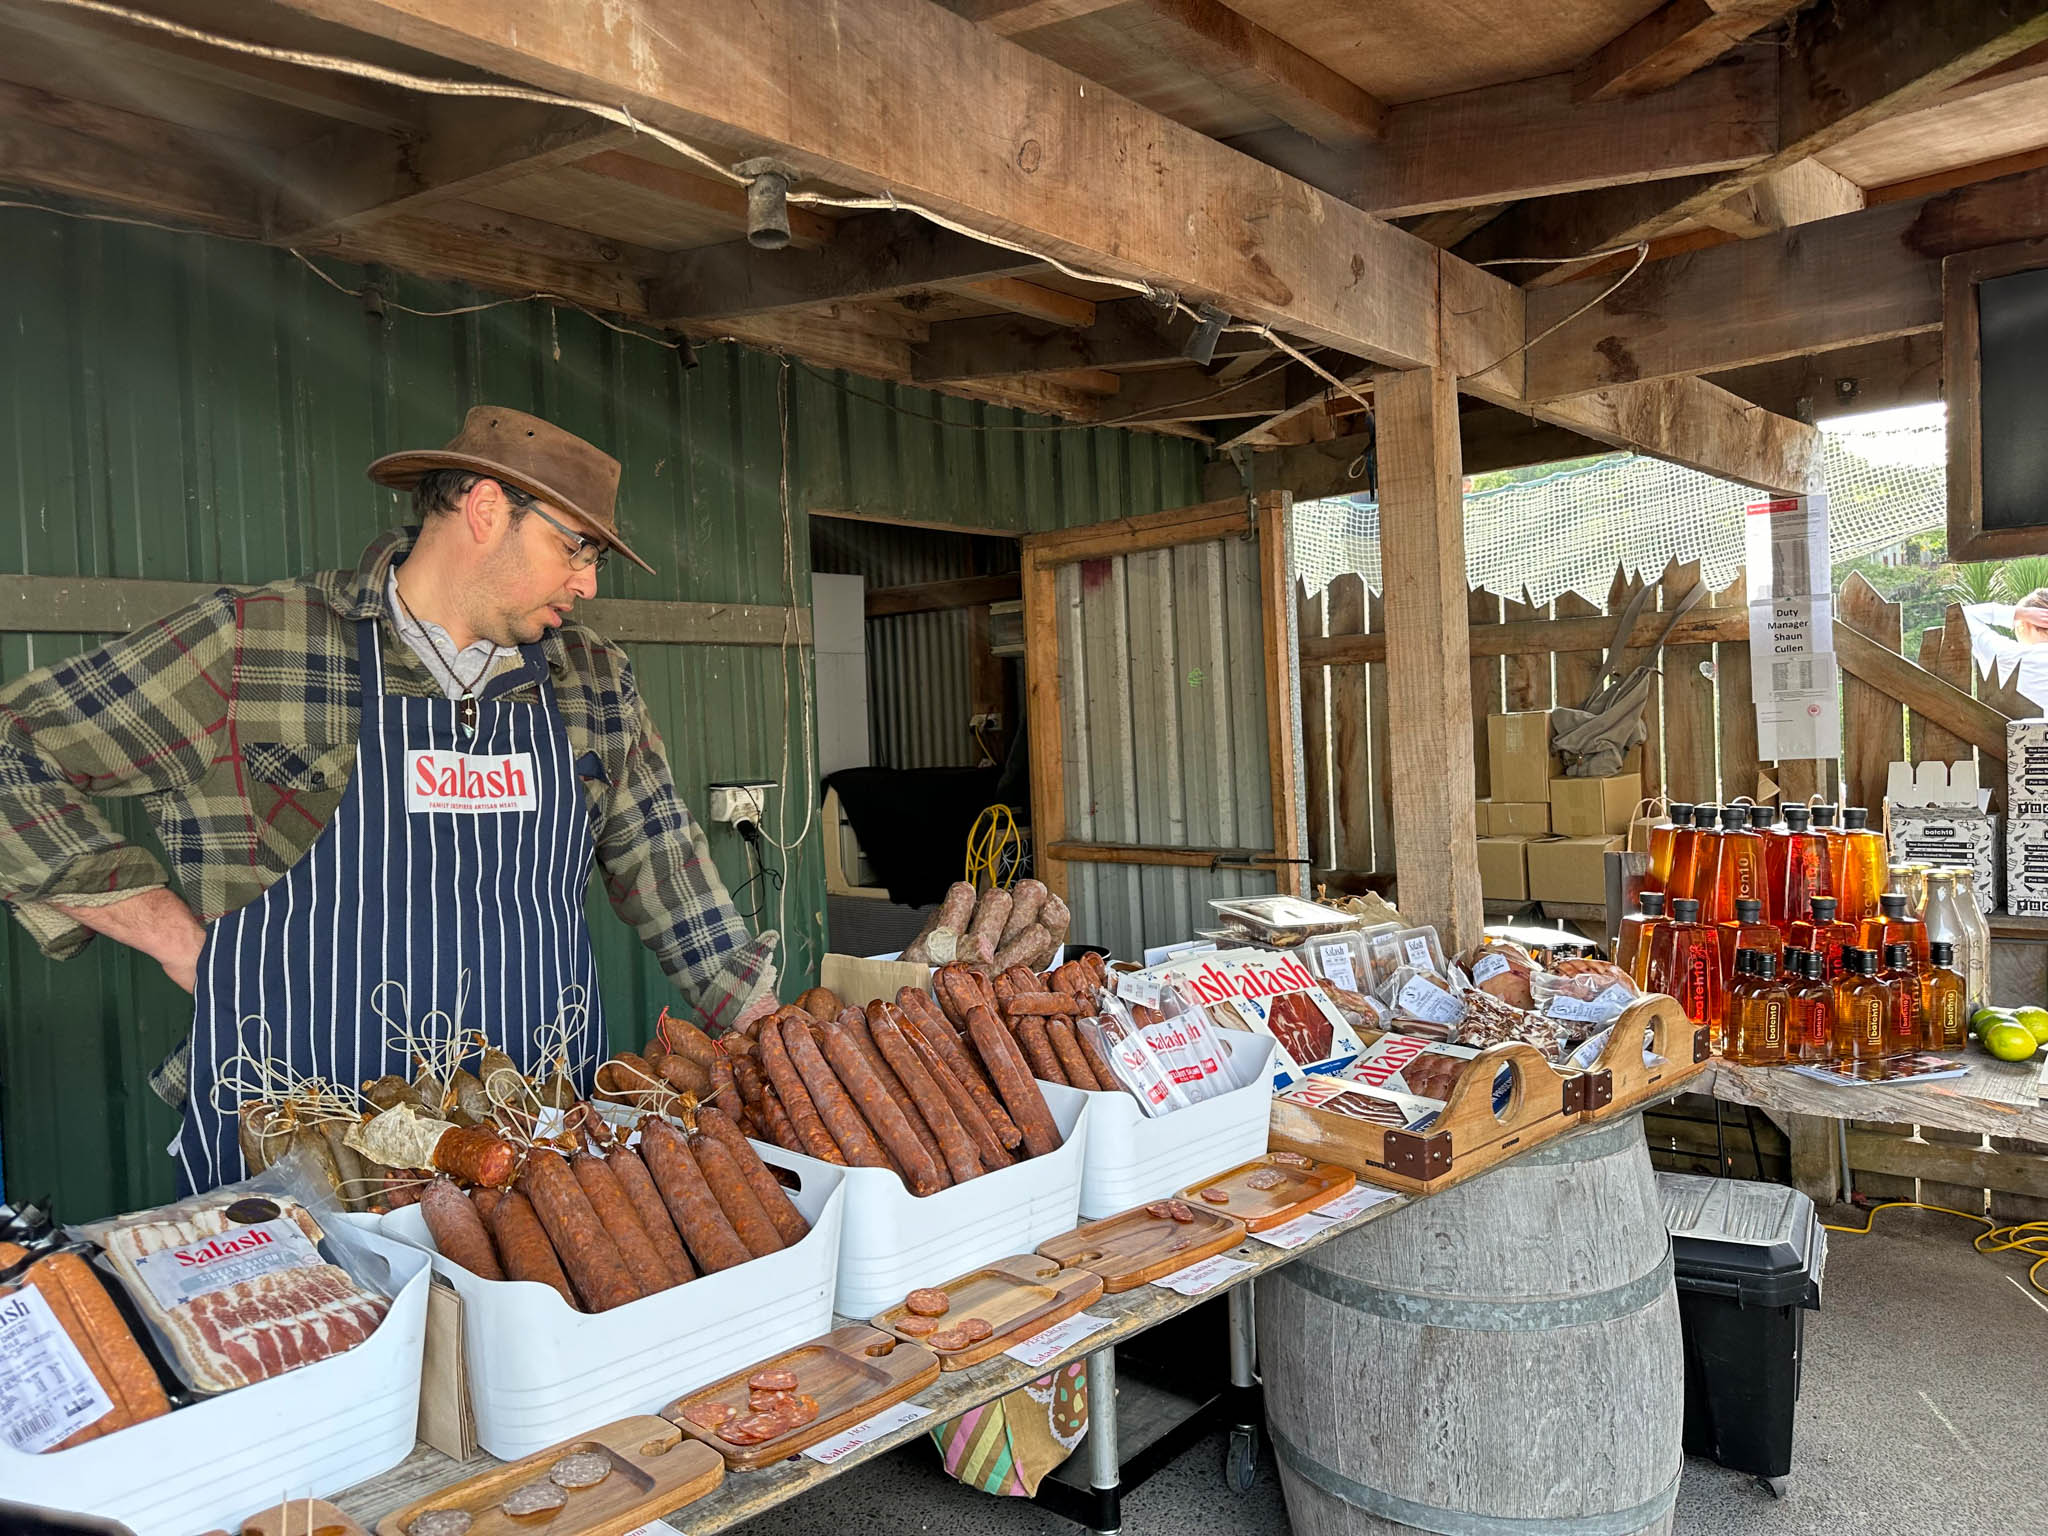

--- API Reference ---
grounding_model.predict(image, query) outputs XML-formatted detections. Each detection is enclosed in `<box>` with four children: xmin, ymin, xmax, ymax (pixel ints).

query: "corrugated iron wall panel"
<box><xmin>0</xmin><ymin>211</ymin><xmax>1201</xmax><ymax>1216</ymax></box>
<box><xmin>1055</xmin><ymin>534</ymin><xmax>1275</xmax><ymax>960</ymax></box>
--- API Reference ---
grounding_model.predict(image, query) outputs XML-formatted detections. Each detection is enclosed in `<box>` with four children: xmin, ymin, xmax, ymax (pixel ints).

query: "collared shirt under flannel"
<box><xmin>0</xmin><ymin>527</ymin><xmax>776</xmax><ymax>1032</ymax></box>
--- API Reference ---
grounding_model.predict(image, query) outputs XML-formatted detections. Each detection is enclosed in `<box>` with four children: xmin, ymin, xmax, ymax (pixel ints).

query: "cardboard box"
<box><xmin>2010</xmin><ymin>718</ymin><xmax>2048</xmax><ymax>813</ymax></box>
<box><xmin>1492</xmin><ymin>801</ymin><xmax>1551</xmax><ymax>837</ymax></box>
<box><xmin>1549</xmin><ymin>772</ymin><xmax>1641</xmax><ymax>838</ymax></box>
<box><xmin>1475</xmin><ymin>798</ymin><xmax>1497</xmax><ymax>837</ymax></box>
<box><xmin>1885</xmin><ymin>761</ymin><xmax>1999</xmax><ymax>914</ymax></box>
<box><xmin>1487</xmin><ymin>712</ymin><xmax>1557</xmax><ymax>804</ymax></box>
<box><xmin>1527</xmin><ymin>835</ymin><xmax>1621</xmax><ymax>906</ymax></box>
<box><xmin>2008</xmin><ymin>818</ymin><xmax>2048</xmax><ymax>916</ymax></box>
<box><xmin>1477</xmin><ymin>836</ymin><xmax>1532</xmax><ymax>901</ymax></box>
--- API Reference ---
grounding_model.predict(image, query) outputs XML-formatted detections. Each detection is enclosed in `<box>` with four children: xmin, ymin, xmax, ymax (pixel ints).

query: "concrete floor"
<box><xmin>736</xmin><ymin>1207</ymin><xmax>2048</xmax><ymax>1536</ymax></box>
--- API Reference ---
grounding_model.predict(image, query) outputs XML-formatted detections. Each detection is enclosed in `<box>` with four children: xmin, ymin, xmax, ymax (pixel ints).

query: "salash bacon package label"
<box><xmin>129</xmin><ymin>1216</ymin><xmax>324</xmax><ymax>1313</ymax></box>
<box><xmin>1139</xmin><ymin>948</ymin><xmax>1366</xmax><ymax>1088</ymax></box>
<box><xmin>1278</xmin><ymin>1076</ymin><xmax>1443</xmax><ymax>1133</ymax></box>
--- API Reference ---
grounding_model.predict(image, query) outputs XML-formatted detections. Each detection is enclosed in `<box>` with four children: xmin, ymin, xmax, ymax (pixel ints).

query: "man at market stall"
<box><xmin>0</xmin><ymin>407</ymin><xmax>778</xmax><ymax>1192</ymax></box>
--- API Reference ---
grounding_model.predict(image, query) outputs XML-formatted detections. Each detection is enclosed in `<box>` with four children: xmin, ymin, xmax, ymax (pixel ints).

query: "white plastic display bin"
<box><xmin>776</xmin><ymin>1088</ymin><xmax>1091</xmax><ymax>1316</ymax></box>
<box><xmin>0</xmin><ymin>1225</ymin><xmax>429</xmax><ymax>1536</ymax></box>
<box><xmin>377</xmin><ymin>1143</ymin><xmax>844</xmax><ymax>1458</ymax></box>
<box><xmin>1069</xmin><ymin>1030</ymin><xmax>1276</xmax><ymax>1219</ymax></box>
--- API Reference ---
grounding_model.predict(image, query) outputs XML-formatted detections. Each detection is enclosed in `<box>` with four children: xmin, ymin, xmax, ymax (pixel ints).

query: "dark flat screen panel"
<box><xmin>1978</xmin><ymin>266</ymin><xmax>2048</xmax><ymax>532</ymax></box>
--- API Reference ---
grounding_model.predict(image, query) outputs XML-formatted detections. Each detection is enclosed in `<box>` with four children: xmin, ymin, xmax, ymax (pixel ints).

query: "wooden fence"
<box><xmin>1297</xmin><ymin>562</ymin><xmax>2028</xmax><ymax>883</ymax></box>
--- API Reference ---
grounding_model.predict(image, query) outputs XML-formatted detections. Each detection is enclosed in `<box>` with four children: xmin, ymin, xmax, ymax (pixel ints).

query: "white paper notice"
<box><xmin>1151</xmin><ymin>1254</ymin><xmax>1254</xmax><ymax>1297</ymax></box>
<box><xmin>624</xmin><ymin>1522</ymin><xmax>688</xmax><ymax>1536</ymax></box>
<box><xmin>1252</xmin><ymin>1212</ymin><xmax>1333</xmax><ymax>1249</ymax></box>
<box><xmin>1744</xmin><ymin>494</ymin><xmax>1830</xmax><ymax>604</ymax></box>
<box><xmin>1309</xmin><ymin>1183</ymin><xmax>1401</xmax><ymax>1223</ymax></box>
<box><xmin>1747</xmin><ymin>595</ymin><xmax>1834</xmax><ymax>658</ymax></box>
<box><xmin>1756</xmin><ymin>651</ymin><xmax>1841</xmax><ymax>761</ymax></box>
<box><xmin>801</xmin><ymin>1400</ymin><xmax>933</xmax><ymax>1464</ymax></box>
<box><xmin>1005</xmin><ymin>1310</ymin><xmax>1113</xmax><ymax>1367</ymax></box>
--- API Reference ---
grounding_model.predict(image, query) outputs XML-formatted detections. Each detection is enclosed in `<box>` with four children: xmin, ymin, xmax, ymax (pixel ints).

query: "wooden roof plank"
<box><xmin>1573</xmin><ymin>0</ymin><xmax>1803</xmax><ymax>103</ymax></box>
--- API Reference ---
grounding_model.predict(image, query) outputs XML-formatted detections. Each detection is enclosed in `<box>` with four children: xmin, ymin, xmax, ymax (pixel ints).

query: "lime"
<box><xmin>1973</xmin><ymin>1007</ymin><xmax>2014</xmax><ymax>1027</ymax></box>
<box><xmin>2023</xmin><ymin>1013</ymin><xmax>2048</xmax><ymax>1047</ymax></box>
<box><xmin>1982</xmin><ymin>1023</ymin><xmax>2039</xmax><ymax>1063</ymax></box>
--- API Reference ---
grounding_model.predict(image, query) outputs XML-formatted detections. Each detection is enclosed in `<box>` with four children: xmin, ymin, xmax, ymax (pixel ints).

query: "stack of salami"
<box><xmin>900</xmin><ymin>879</ymin><xmax>1070</xmax><ymax>971</ymax></box>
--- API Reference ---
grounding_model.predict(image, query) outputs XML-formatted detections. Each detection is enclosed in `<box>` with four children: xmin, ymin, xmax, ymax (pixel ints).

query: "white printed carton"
<box><xmin>2008</xmin><ymin>718</ymin><xmax>2048</xmax><ymax>806</ymax></box>
<box><xmin>1886</xmin><ymin>806</ymin><xmax>2000</xmax><ymax>914</ymax></box>
<box><xmin>1130</xmin><ymin>948</ymin><xmax>1366</xmax><ymax>1089</ymax></box>
<box><xmin>2008</xmin><ymin>816</ymin><xmax>2048</xmax><ymax>916</ymax></box>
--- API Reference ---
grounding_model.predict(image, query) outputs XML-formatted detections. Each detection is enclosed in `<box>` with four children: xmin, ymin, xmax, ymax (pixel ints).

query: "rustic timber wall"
<box><xmin>1297</xmin><ymin>564</ymin><xmax>2027</xmax><ymax>881</ymax></box>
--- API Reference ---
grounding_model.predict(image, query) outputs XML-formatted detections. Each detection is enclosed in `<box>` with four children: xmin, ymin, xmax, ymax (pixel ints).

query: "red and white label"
<box><xmin>130</xmin><ymin>1216</ymin><xmax>322</xmax><ymax>1310</ymax></box>
<box><xmin>405</xmin><ymin>749</ymin><xmax>538</xmax><ymax>814</ymax></box>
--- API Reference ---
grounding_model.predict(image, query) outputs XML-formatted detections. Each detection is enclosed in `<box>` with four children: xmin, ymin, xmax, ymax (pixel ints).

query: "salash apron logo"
<box><xmin>405</xmin><ymin>749</ymin><xmax>539</xmax><ymax>813</ymax></box>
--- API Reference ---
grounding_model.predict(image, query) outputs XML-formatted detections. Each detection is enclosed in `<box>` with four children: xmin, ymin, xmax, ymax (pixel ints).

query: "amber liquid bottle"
<box><xmin>1786</xmin><ymin>949</ymin><xmax>1835</xmax><ymax>1063</ymax></box>
<box><xmin>1647</xmin><ymin>896</ymin><xmax>1725</xmax><ymax>1047</ymax></box>
<box><xmin>1881</xmin><ymin>941</ymin><xmax>1924</xmax><ymax>1058</ymax></box>
<box><xmin>1833</xmin><ymin>947</ymin><xmax>1892</xmax><ymax>1070</ymax></box>
<box><xmin>1712</xmin><ymin>805</ymin><xmax>1770</xmax><ymax>924</ymax></box>
<box><xmin>1726</xmin><ymin>950</ymin><xmax>1789</xmax><ymax>1066</ymax></box>
<box><xmin>1861</xmin><ymin>892</ymin><xmax>1931</xmax><ymax>973</ymax></box>
<box><xmin>1790</xmin><ymin>895</ymin><xmax>1855</xmax><ymax>980</ymax></box>
<box><xmin>1837</xmin><ymin>807</ymin><xmax>1890</xmax><ymax>926</ymax></box>
<box><xmin>1718</xmin><ymin>895</ymin><xmax>1783</xmax><ymax>987</ymax></box>
<box><xmin>1665</xmin><ymin>804</ymin><xmax>1719</xmax><ymax>906</ymax></box>
<box><xmin>1617</xmin><ymin>891</ymin><xmax>1667</xmax><ymax>988</ymax></box>
<box><xmin>1646</xmin><ymin>803</ymin><xmax>1693</xmax><ymax>894</ymax></box>
<box><xmin>1769</xmin><ymin>804</ymin><xmax>1835</xmax><ymax>931</ymax></box>
<box><xmin>1923</xmin><ymin>940</ymin><xmax>1968</xmax><ymax>1053</ymax></box>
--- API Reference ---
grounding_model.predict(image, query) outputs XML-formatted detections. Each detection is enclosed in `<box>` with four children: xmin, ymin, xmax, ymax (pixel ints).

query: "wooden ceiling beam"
<box><xmin>0</xmin><ymin>100</ymin><xmax>265</xmax><ymax>236</ymax></box>
<box><xmin>946</xmin><ymin>0</ymin><xmax>1384</xmax><ymax>142</ymax></box>
<box><xmin>651</xmin><ymin>213</ymin><xmax>1046</xmax><ymax>323</ymax></box>
<box><xmin>568</xmin><ymin>151</ymin><xmax>836</xmax><ymax>248</ymax></box>
<box><xmin>1703</xmin><ymin>332</ymin><xmax>1943</xmax><ymax>420</ymax></box>
<box><xmin>258</xmin><ymin>0</ymin><xmax>1475</xmax><ymax>373</ymax></box>
<box><xmin>911</xmin><ymin>296</ymin><xmax>1271</xmax><ymax>381</ymax></box>
<box><xmin>1463</xmin><ymin>0</ymin><xmax>2048</xmax><ymax>276</ymax></box>
<box><xmin>1521</xmin><ymin>163</ymin><xmax>2048</xmax><ymax>399</ymax></box>
<box><xmin>1105</xmin><ymin>363</ymin><xmax>1293</xmax><ymax>423</ymax></box>
<box><xmin>949</xmin><ymin>276</ymin><xmax>1097</xmax><ymax>327</ymax></box>
<box><xmin>1574</xmin><ymin>0</ymin><xmax>1803</xmax><ymax>103</ymax></box>
<box><xmin>1696</xmin><ymin>157</ymin><xmax>1863</xmax><ymax>238</ymax></box>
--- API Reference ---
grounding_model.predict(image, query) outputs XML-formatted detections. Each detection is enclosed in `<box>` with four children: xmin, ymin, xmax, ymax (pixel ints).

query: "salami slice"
<box><xmin>549</xmin><ymin>1450</ymin><xmax>614</xmax><ymax>1489</ymax></box>
<box><xmin>407</xmin><ymin>1513</ymin><xmax>473</xmax><ymax>1536</ymax></box>
<box><xmin>927</xmin><ymin>1326</ymin><xmax>971</xmax><ymax>1351</ymax></box>
<box><xmin>956</xmin><ymin>1316</ymin><xmax>993</xmax><ymax>1342</ymax></box>
<box><xmin>896</xmin><ymin>1316</ymin><xmax>936</xmax><ymax>1336</ymax></box>
<box><xmin>720</xmin><ymin>1411</ymin><xmax>785</xmax><ymax>1446</ymax></box>
<box><xmin>905</xmin><ymin>1287</ymin><xmax>951</xmax><ymax>1317</ymax></box>
<box><xmin>1199</xmin><ymin>1187</ymin><xmax>1231</xmax><ymax>1204</ymax></box>
<box><xmin>749</xmin><ymin>1367</ymin><xmax>799</xmax><ymax>1392</ymax></box>
<box><xmin>682</xmin><ymin>1399</ymin><xmax>738</xmax><ymax>1431</ymax></box>
<box><xmin>500</xmin><ymin>1481</ymin><xmax>568</xmax><ymax>1517</ymax></box>
<box><xmin>1245</xmin><ymin>1169</ymin><xmax>1287</xmax><ymax>1191</ymax></box>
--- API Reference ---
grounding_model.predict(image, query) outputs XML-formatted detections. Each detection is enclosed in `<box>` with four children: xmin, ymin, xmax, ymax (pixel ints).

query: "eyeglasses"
<box><xmin>524</xmin><ymin>500</ymin><xmax>611</xmax><ymax>573</ymax></box>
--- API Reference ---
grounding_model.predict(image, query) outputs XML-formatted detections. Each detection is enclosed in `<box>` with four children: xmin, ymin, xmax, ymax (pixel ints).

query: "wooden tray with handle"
<box><xmin>374</xmin><ymin>1416</ymin><xmax>722</xmax><ymax>1536</ymax></box>
<box><xmin>1178</xmin><ymin>1153</ymin><xmax>1354</xmax><ymax>1230</ymax></box>
<box><xmin>1266</xmin><ymin>1040</ymin><xmax>1578</xmax><ymax>1196</ymax></box>
<box><xmin>1576</xmin><ymin>994</ymin><xmax>1710</xmax><ymax>1121</ymax></box>
<box><xmin>1036</xmin><ymin>1201</ymin><xmax>1247</xmax><ymax>1292</ymax></box>
<box><xmin>241</xmin><ymin>1501</ymin><xmax>369</xmax><ymax>1536</ymax></box>
<box><xmin>664</xmin><ymin>1323</ymin><xmax>939</xmax><ymax>1470</ymax></box>
<box><xmin>870</xmin><ymin>1253</ymin><xmax>1106</xmax><ymax>1369</ymax></box>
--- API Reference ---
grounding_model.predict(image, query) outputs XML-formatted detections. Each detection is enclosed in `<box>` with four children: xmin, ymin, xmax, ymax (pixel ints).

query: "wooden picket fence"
<box><xmin>1295</xmin><ymin>561</ymin><xmax>2030</xmax><ymax>883</ymax></box>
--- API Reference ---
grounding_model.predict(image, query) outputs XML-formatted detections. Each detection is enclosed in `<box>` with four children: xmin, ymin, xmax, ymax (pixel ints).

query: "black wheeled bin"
<box><xmin>1656</xmin><ymin>1172</ymin><xmax>1826</xmax><ymax>1485</ymax></box>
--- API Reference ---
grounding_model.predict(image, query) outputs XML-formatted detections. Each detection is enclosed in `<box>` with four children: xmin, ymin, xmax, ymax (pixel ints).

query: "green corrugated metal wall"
<box><xmin>0</xmin><ymin>209</ymin><xmax>1205</xmax><ymax>1219</ymax></box>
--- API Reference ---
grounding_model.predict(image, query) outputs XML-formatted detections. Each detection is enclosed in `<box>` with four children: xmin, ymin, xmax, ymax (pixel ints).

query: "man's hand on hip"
<box><xmin>53</xmin><ymin>886</ymin><xmax>208</xmax><ymax>994</ymax></box>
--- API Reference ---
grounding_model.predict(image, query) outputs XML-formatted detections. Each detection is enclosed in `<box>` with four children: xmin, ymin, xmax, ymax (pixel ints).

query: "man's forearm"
<box><xmin>53</xmin><ymin>886</ymin><xmax>207</xmax><ymax>991</ymax></box>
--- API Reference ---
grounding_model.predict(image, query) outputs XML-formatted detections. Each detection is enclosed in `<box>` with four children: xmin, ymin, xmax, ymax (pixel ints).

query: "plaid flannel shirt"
<box><xmin>0</xmin><ymin>527</ymin><xmax>777</xmax><ymax>1033</ymax></box>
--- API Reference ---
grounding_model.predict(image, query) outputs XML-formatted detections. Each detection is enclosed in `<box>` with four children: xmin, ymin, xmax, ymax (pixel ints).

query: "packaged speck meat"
<box><xmin>1124</xmin><ymin>947</ymin><xmax>1366</xmax><ymax>1089</ymax></box>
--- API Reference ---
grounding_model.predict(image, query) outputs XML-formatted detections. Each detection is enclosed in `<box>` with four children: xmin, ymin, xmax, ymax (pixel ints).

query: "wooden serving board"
<box><xmin>1035</xmin><ymin>1202</ymin><xmax>1247</xmax><ymax>1292</ymax></box>
<box><xmin>1178</xmin><ymin>1154</ymin><xmax>1355</xmax><ymax>1231</ymax></box>
<box><xmin>374</xmin><ymin>1416</ymin><xmax>722</xmax><ymax>1536</ymax></box>
<box><xmin>663</xmin><ymin>1324</ymin><xmax>939</xmax><ymax>1470</ymax></box>
<box><xmin>871</xmin><ymin>1253</ymin><xmax>1106</xmax><ymax>1369</ymax></box>
<box><xmin>241</xmin><ymin>1502</ymin><xmax>369</xmax><ymax>1536</ymax></box>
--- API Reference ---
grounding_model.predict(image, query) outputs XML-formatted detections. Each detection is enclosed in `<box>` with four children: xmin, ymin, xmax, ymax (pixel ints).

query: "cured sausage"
<box><xmin>820</xmin><ymin>1019</ymin><xmax>945</xmax><ymax>1195</ymax></box>
<box><xmin>733</xmin><ymin>1054</ymin><xmax>770</xmax><ymax>1112</ymax></box>
<box><xmin>781</xmin><ymin>1016</ymin><xmax>891</xmax><ymax>1169</ymax></box>
<box><xmin>471</xmin><ymin>1186</ymin><xmax>503</xmax><ymax>1222</ymax></box>
<box><xmin>420</xmin><ymin>1177</ymin><xmax>505</xmax><ymax>1280</ymax></box>
<box><xmin>485</xmin><ymin>1187</ymin><xmax>579</xmax><ymax>1310</ymax></box>
<box><xmin>638</xmin><ymin>1117</ymin><xmax>754</xmax><ymax>1273</ymax></box>
<box><xmin>756</xmin><ymin>1082</ymin><xmax>805</xmax><ymax>1156</ymax></box>
<box><xmin>656</xmin><ymin>1007</ymin><xmax>724</xmax><ymax>1069</ymax></box>
<box><xmin>695</xmin><ymin>1104</ymin><xmax>812</xmax><ymax>1247</ymax></box>
<box><xmin>1046</xmin><ymin>1019</ymin><xmax>1101</xmax><ymax>1090</ymax></box>
<box><xmin>899</xmin><ymin>1004</ymin><xmax>1023</xmax><ymax>1155</ymax></box>
<box><xmin>572</xmin><ymin>1152</ymin><xmax>679</xmax><ymax>1296</ymax></box>
<box><xmin>1076</xmin><ymin>1026</ymin><xmax>1122</xmax><ymax>1094</ymax></box>
<box><xmin>1005</xmin><ymin>992</ymin><xmax>1083</xmax><ymax>1016</ymax></box>
<box><xmin>867</xmin><ymin>1006</ymin><xmax>984</xmax><ymax>1184</ymax></box>
<box><xmin>797</xmin><ymin>986</ymin><xmax>844</xmax><ymax>1018</ymax></box>
<box><xmin>1013</xmin><ymin>1013</ymin><xmax>1067</xmax><ymax>1084</ymax></box>
<box><xmin>708</xmin><ymin>1054</ymin><xmax>740</xmax><ymax>1116</ymax></box>
<box><xmin>999</xmin><ymin>879</ymin><xmax>1048</xmax><ymax>946</ymax></box>
<box><xmin>965</xmin><ymin>1005</ymin><xmax>1062</xmax><ymax>1157</ymax></box>
<box><xmin>903</xmin><ymin>1025</ymin><xmax>1014</xmax><ymax>1171</ymax></box>
<box><xmin>846</xmin><ymin>1007</ymin><xmax>947</xmax><ymax>1173</ymax></box>
<box><xmin>757</xmin><ymin>1014</ymin><xmax>848</xmax><ymax>1164</ymax></box>
<box><xmin>901</xmin><ymin>880</ymin><xmax>978</xmax><ymax>964</ymax></box>
<box><xmin>692</xmin><ymin>1132</ymin><xmax>787</xmax><ymax>1258</ymax></box>
<box><xmin>966</xmin><ymin>887</ymin><xmax>1011</xmax><ymax>962</ymax></box>
<box><xmin>933</xmin><ymin>966</ymin><xmax>983</xmax><ymax>1030</ymax></box>
<box><xmin>652</xmin><ymin>1051</ymin><xmax>712</xmax><ymax>1099</ymax></box>
<box><xmin>605</xmin><ymin>1143</ymin><xmax>698</xmax><ymax>1284</ymax></box>
<box><xmin>1079</xmin><ymin>948</ymin><xmax>1107</xmax><ymax>986</ymax></box>
<box><xmin>522</xmin><ymin>1150</ymin><xmax>643</xmax><ymax>1311</ymax></box>
<box><xmin>431</xmin><ymin>1125</ymin><xmax>519</xmax><ymax>1188</ymax></box>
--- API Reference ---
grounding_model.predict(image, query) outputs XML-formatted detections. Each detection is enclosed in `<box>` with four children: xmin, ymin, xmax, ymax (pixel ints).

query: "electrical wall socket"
<box><xmin>707</xmin><ymin>782</ymin><xmax>777</xmax><ymax>825</ymax></box>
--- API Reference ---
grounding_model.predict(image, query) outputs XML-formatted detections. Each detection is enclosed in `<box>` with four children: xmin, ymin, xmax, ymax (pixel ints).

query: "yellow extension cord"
<box><xmin>1821</xmin><ymin>1200</ymin><xmax>2048</xmax><ymax>1298</ymax></box>
<box><xmin>965</xmin><ymin>803</ymin><xmax>1023</xmax><ymax>891</ymax></box>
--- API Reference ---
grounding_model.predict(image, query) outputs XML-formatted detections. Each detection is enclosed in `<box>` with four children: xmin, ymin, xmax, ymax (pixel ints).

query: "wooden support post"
<box><xmin>1375</xmin><ymin>367</ymin><xmax>1481</xmax><ymax>950</ymax></box>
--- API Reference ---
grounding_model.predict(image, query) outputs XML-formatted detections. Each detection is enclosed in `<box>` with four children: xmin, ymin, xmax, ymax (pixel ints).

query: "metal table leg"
<box><xmin>1078</xmin><ymin>1343</ymin><xmax>1122</xmax><ymax>1535</ymax></box>
<box><xmin>1223</xmin><ymin>1279</ymin><xmax>1261</xmax><ymax>1492</ymax></box>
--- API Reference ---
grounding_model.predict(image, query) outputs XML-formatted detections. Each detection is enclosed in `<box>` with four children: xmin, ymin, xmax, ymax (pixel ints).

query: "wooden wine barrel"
<box><xmin>1259</xmin><ymin>1113</ymin><xmax>1682</xmax><ymax>1536</ymax></box>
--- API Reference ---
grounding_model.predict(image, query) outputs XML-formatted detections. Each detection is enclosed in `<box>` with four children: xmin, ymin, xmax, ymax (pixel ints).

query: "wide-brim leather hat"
<box><xmin>366</xmin><ymin>406</ymin><xmax>654</xmax><ymax>574</ymax></box>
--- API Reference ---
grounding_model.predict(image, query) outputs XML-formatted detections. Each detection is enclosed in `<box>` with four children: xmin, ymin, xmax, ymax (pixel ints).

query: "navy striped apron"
<box><xmin>176</xmin><ymin>618</ymin><xmax>604</xmax><ymax>1193</ymax></box>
